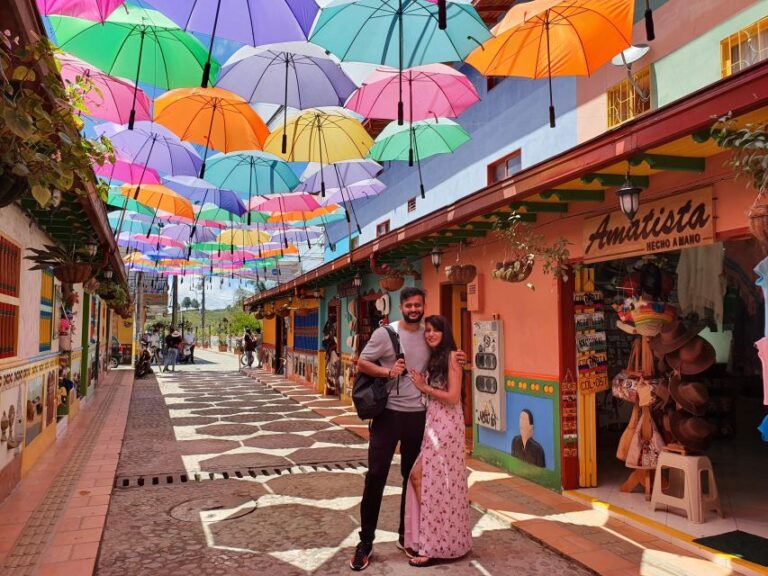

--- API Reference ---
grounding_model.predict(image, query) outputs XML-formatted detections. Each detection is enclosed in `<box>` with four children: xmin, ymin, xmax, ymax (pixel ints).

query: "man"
<box><xmin>184</xmin><ymin>328</ymin><xmax>196</xmax><ymax>364</ymax></box>
<box><xmin>511</xmin><ymin>409</ymin><xmax>546</xmax><ymax>468</ymax></box>
<box><xmin>350</xmin><ymin>287</ymin><xmax>465</xmax><ymax>571</ymax></box>
<box><xmin>253</xmin><ymin>328</ymin><xmax>263</xmax><ymax>368</ymax></box>
<box><xmin>243</xmin><ymin>328</ymin><xmax>255</xmax><ymax>368</ymax></box>
<box><xmin>163</xmin><ymin>328</ymin><xmax>182</xmax><ymax>373</ymax></box>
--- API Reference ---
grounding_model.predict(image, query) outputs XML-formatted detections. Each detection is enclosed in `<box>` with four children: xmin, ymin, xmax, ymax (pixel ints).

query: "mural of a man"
<box><xmin>511</xmin><ymin>409</ymin><xmax>546</xmax><ymax>468</ymax></box>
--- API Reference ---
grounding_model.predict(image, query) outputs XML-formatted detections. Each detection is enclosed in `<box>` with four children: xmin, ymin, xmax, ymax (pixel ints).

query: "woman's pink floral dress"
<box><xmin>404</xmin><ymin>377</ymin><xmax>472</xmax><ymax>559</ymax></box>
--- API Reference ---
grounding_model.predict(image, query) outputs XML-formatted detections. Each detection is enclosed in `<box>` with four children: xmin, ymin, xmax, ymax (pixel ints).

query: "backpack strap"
<box><xmin>383</xmin><ymin>325</ymin><xmax>402</xmax><ymax>394</ymax></box>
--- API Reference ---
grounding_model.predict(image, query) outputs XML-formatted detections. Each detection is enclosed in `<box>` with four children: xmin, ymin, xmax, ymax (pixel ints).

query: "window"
<box><xmin>0</xmin><ymin>236</ymin><xmax>21</xmax><ymax>360</ymax></box>
<box><xmin>721</xmin><ymin>16</ymin><xmax>768</xmax><ymax>77</ymax></box>
<box><xmin>488</xmin><ymin>150</ymin><xmax>522</xmax><ymax>184</ymax></box>
<box><xmin>606</xmin><ymin>67</ymin><xmax>651</xmax><ymax>127</ymax></box>
<box><xmin>376</xmin><ymin>220</ymin><xmax>390</xmax><ymax>237</ymax></box>
<box><xmin>407</xmin><ymin>197</ymin><xmax>417</xmax><ymax>213</ymax></box>
<box><xmin>39</xmin><ymin>270</ymin><xmax>54</xmax><ymax>352</ymax></box>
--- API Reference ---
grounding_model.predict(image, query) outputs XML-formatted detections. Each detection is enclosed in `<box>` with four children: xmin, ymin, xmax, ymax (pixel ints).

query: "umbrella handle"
<box><xmin>129</xmin><ymin>29</ymin><xmax>146</xmax><ymax>131</ymax></box>
<box><xmin>202</xmin><ymin>0</ymin><xmax>223</xmax><ymax>87</ymax></box>
<box><xmin>644</xmin><ymin>1</ymin><xmax>655</xmax><ymax>42</ymax></box>
<box><xmin>438</xmin><ymin>0</ymin><xmax>447</xmax><ymax>30</ymax></box>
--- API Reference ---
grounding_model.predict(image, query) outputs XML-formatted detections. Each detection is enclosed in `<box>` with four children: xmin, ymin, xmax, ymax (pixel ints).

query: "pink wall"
<box><xmin>576</xmin><ymin>0</ymin><xmax>758</xmax><ymax>142</ymax></box>
<box><xmin>420</xmin><ymin>149</ymin><xmax>756</xmax><ymax>381</ymax></box>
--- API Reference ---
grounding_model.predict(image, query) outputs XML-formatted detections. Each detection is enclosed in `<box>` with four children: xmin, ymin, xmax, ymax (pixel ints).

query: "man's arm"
<box><xmin>357</xmin><ymin>327</ymin><xmax>406</xmax><ymax>379</ymax></box>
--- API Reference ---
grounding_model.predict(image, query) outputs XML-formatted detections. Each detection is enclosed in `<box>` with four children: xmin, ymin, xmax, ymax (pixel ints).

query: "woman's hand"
<box><xmin>409</xmin><ymin>369</ymin><xmax>429</xmax><ymax>393</ymax></box>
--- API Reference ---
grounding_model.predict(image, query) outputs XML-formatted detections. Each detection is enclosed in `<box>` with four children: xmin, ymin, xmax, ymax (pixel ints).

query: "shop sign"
<box><xmin>583</xmin><ymin>188</ymin><xmax>713</xmax><ymax>262</ymax></box>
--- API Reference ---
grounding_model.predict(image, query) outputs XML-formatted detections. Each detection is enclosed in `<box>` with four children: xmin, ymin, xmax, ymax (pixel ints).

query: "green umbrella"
<box><xmin>197</xmin><ymin>207</ymin><xmax>270</xmax><ymax>225</ymax></box>
<box><xmin>367</xmin><ymin>118</ymin><xmax>470</xmax><ymax>198</ymax></box>
<box><xmin>106</xmin><ymin>190</ymin><xmax>155</xmax><ymax>217</ymax></box>
<box><xmin>50</xmin><ymin>4</ymin><xmax>218</xmax><ymax>129</ymax></box>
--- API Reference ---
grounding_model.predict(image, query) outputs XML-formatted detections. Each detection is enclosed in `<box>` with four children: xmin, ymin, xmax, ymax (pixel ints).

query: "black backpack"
<box><xmin>352</xmin><ymin>326</ymin><xmax>401</xmax><ymax>420</ymax></box>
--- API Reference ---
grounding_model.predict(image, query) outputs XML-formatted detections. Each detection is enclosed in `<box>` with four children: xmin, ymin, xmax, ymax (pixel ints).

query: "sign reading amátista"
<box><xmin>583</xmin><ymin>188</ymin><xmax>713</xmax><ymax>262</ymax></box>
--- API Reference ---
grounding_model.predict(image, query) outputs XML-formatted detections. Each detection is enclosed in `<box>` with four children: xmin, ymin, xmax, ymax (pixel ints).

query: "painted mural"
<box><xmin>0</xmin><ymin>383</ymin><xmax>24</xmax><ymax>470</ymax></box>
<box><xmin>24</xmin><ymin>376</ymin><xmax>44</xmax><ymax>445</ymax></box>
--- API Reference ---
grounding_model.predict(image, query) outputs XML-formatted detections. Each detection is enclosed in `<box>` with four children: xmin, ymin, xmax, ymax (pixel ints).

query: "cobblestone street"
<box><xmin>95</xmin><ymin>350</ymin><xmax>591</xmax><ymax>576</ymax></box>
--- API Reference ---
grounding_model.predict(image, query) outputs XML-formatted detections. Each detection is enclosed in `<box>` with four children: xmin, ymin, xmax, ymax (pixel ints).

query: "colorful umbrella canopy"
<box><xmin>266</xmin><ymin>205</ymin><xmax>341</xmax><ymax>223</ymax></box>
<box><xmin>106</xmin><ymin>190</ymin><xmax>155</xmax><ymax>216</ymax></box>
<box><xmin>56</xmin><ymin>53</ymin><xmax>150</xmax><ymax>125</ymax></box>
<box><xmin>108</xmin><ymin>213</ymin><xmax>155</xmax><ymax>235</ymax></box>
<box><xmin>249</xmin><ymin>192</ymin><xmax>322</xmax><ymax>213</ymax></box>
<box><xmin>50</xmin><ymin>5</ymin><xmax>217</xmax><ymax>128</ymax></box>
<box><xmin>144</xmin><ymin>0</ymin><xmax>319</xmax><ymax>86</ymax></box>
<box><xmin>368</xmin><ymin>118</ymin><xmax>469</xmax><ymax>197</ymax></box>
<box><xmin>465</xmin><ymin>0</ymin><xmax>633</xmax><ymax>127</ymax></box>
<box><xmin>319</xmin><ymin>178</ymin><xmax>385</xmax><ymax>205</ymax></box>
<box><xmin>297</xmin><ymin>159</ymin><xmax>381</xmax><ymax>193</ymax></box>
<box><xmin>196</xmin><ymin>206</ymin><xmax>270</xmax><ymax>225</ymax></box>
<box><xmin>217</xmin><ymin>42</ymin><xmax>357</xmax><ymax>153</ymax></box>
<box><xmin>108</xmin><ymin>122</ymin><xmax>202</xmax><ymax>177</ymax></box>
<box><xmin>155</xmin><ymin>223</ymin><xmax>219</xmax><ymax>244</ymax></box>
<box><xmin>346</xmin><ymin>64</ymin><xmax>479</xmax><ymax>121</ymax></box>
<box><xmin>93</xmin><ymin>158</ymin><xmax>160</xmax><ymax>185</ymax></box>
<box><xmin>216</xmin><ymin>228</ymin><xmax>272</xmax><ymax>246</ymax></box>
<box><xmin>119</xmin><ymin>184</ymin><xmax>195</xmax><ymax>219</ymax></box>
<box><xmin>38</xmin><ymin>0</ymin><xmax>124</xmax><ymax>22</ymax></box>
<box><xmin>310</xmin><ymin>0</ymin><xmax>490</xmax><ymax>123</ymax></box>
<box><xmin>162</xmin><ymin>176</ymin><xmax>247</xmax><ymax>216</ymax></box>
<box><xmin>154</xmin><ymin>87</ymin><xmax>270</xmax><ymax>177</ymax></box>
<box><xmin>136</xmin><ymin>233</ymin><xmax>186</xmax><ymax>249</ymax></box>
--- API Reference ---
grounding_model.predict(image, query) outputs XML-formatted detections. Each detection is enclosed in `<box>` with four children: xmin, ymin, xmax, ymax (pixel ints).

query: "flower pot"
<box><xmin>379</xmin><ymin>274</ymin><xmax>405</xmax><ymax>292</ymax></box>
<box><xmin>218</xmin><ymin>344</ymin><xmax>228</xmax><ymax>352</ymax></box>
<box><xmin>84</xmin><ymin>277</ymin><xmax>100</xmax><ymax>294</ymax></box>
<box><xmin>748</xmin><ymin>200</ymin><xmax>768</xmax><ymax>252</ymax></box>
<box><xmin>491</xmin><ymin>256</ymin><xmax>535</xmax><ymax>283</ymax></box>
<box><xmin>53</xmin><ymin>263</ymin><xmax>92</xmax><ymax>284</ymax></box>
<box><xmin>445</xmin><ymin>264</ymin><xmax>477</xmax><ymax>284</ymax></box>
<box><xmin>0</xmin><ymin>177</ymin><xmax>25</xmax><ymax>209</ymax></box>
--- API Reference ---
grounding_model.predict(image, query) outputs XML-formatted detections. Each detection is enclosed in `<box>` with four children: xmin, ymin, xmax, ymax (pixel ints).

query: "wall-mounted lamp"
<box><xmin>50</xmin><ymin>189</ymin><xmax>62</xmax><ymax>208</ymax></box>
<box><xmin>85</xmin><ymin>240</ymin><xmax>99</xmax><ymax>258</ymax></box>
<box><xmin>353</xmin><ymin>271</ymin><xmax>362</xmax><ymax>288</ymax></box>
<box><xmin>430</xmin><ymin>246</ymin><xmax>443</xmax><ymax>271</ymax></box>
<box><xmin>617</xmin><ymin>170</ymin><xmax>643</xmax><ymax>221</ymax></box>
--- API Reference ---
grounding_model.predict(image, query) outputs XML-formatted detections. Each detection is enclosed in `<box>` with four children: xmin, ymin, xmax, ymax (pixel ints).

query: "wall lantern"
<box><xmin>85</xmin><ymin>240</ymin><xmax>99</xmax><ymax>258</ymax></box>
<box><xmin>430</xmin><ymin>246</ymin><xmax>443</xmax><ymax>271</ymax></box>
<box><xmin>103</xmin><ymin>268</ymin><xmax>113</xmax><ymax>280</ymax></box>
<box><xmin>617</xmin><ymin>171</ymin><xmax>642</xmax><ymax>221</ymax></box>
<box><xmin>353</xmin><ymin>271</ymin><xmax>362</xmax><ymax>288</ymax></box>
<box><xmin>50</xmin><ymin>189</ymin><xmax>62</xmax><ymax>208</ymax></box>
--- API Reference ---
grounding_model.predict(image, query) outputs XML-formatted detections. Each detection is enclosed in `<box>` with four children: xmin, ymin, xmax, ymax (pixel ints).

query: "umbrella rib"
<box><xmin>152</xmin><ymin>28</ymin><xmax>174</xmax><ymax>89</ymax></box>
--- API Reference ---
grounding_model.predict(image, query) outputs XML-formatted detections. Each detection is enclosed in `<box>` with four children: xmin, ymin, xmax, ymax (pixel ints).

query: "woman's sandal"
<box><xmin>409</xmin><ymin>556</ymin><xmax>440</xmax><ymax>568</ymax></box>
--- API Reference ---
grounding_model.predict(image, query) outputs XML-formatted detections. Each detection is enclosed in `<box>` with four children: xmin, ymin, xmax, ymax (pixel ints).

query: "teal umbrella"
<box><xmin>106</xmin><ymin>190</ymin><xmax>155</xmax><ymax>216</ymax></box>
<box><xmin>368</xmin><ymin>118</ymin><xmax>470</xmax><ymax>198</ymax></box>
<box><xmin>203</xmin><ymin>151</ymin><xmax>300</xmax><ymax>225</ymax></box>
<box><xmin>310</xmin><ymin>0</ymin><xmax>489</xmax><ymax>124</ymax></box>
<box><xmin>50</xmin><ymin>4</ymin><xmax>217</xmax><ymax>129</ymax></box>
<box><xmin>108</xmin><ymin>212</ymin><xmax>155</xmax><ymax>235</ymax></box>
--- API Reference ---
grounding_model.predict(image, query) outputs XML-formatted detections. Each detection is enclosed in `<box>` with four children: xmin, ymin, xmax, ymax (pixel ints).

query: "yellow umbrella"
<box><xmin>216</xmin><ymin>228</ymin><xmax>272</xmax><ymax>246</ymax></box>
<box><xmin>119</xmin><ymin>184</ymin><xmax>195</xmax><ymax>220</ymax></box>
<box><xmin>123</xmin><ymin>252</ymin><xmax>153</xmax><ymax>266</ymax></box>
<box><xmin>466</xmin><ymin>0</ymin><xmax>633</xmax><ymax>127</ymax></box>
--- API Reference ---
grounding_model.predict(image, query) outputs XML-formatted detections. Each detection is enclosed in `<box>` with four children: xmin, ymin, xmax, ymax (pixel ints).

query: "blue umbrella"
<box><xmin>162</xmin><ymin>176</ymin><xmax>247</xmax><ymax>216</ymax></box>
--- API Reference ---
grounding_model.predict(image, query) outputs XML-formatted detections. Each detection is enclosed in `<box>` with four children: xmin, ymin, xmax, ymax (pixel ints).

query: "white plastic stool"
<box><xmin>650</xmin><ymin>450</ymin><xmax>722</xmax><ymax>523</ymax></box>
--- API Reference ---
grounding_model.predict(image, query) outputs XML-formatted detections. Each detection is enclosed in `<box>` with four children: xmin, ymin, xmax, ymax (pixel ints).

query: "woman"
<box><xmin>405</xmin><ymin>315</ymin><xmax>472</xmax><ymax>567</ymax></box>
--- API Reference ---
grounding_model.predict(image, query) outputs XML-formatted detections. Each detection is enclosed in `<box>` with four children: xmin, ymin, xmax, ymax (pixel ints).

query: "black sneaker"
<box><xmin>349</xmin><ymin>541</ymin><xmax>373</xmax><ymax>571</ymax></box>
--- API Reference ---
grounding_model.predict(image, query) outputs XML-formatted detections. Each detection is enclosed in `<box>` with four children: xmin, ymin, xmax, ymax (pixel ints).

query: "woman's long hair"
<box><xmin>425</xmin><ymin>315</ymin><xmax>457</xmax><ymax>386</ymax></box>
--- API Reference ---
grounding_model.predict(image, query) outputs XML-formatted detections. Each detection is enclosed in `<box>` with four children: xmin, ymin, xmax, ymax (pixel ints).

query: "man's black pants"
<box><xmin>359</xmin><ymin>408</ymin><xmax>425</xmax><ymax>544</ymax></box>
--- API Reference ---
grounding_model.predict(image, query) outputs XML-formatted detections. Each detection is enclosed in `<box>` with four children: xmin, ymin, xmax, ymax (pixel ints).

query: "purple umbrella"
<box><xmin>162</xmin><ymin>176</ymin><xmax>247</xmax><ymax>216</ymax></box>
<box><xmin>217</xmin><ymin>42</ymin><xmax>356</xmax><ymax>153</ymax></box>
<box><xmin>298</xmin><ymin>159</ymin><xmax>382</xmax><ymax>193</ymax></box>
<box><xmin>159</xmin><ymin>223</ymin><xmax>219</xmax><ymax>243</ymax></box>
<box><xmin>319</xmin><ymin>178</ymin><xmax>385</xmax><ymax>206</ymax></box>
<box><xmin>145</xmin><ymin>0</ymin><xmax>319</xmax><ymax>87</ymax></box>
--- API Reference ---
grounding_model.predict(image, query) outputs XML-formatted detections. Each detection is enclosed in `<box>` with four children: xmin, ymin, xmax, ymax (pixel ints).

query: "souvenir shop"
<box><xmin>567</xmin><ymin>189</ymin><xmax>768</xmax><ymax>541</ymax></box>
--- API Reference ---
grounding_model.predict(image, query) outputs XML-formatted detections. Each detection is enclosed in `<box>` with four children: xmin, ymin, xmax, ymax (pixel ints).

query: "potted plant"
<box><xmin>1</xmin><ymin>30</ymin><xmax>113</xmax><ymax>209</ymax></box>
<box><xmin>25</xmin><ymin>243</ymin><xmax>94</xmax><ymax>283</ymax></box>
<box><xmin>370</xmin><ymin>254</ymin><xmax>421</xmax><ymax>293</ymax></box>
<box><xmin>493</xmin><ymin>212</ymin><xmax>570</xmax><ymax>286</ymax></box>
<box><xmin>712</xmin><ymin>117</ymin><xmax>768</xmax><ymax>250</ymax></box>
<box><xmin>216</xmin><ymin>323</ymin><xmax>228</xmax><ymax>351</ymax></box>
<box><xmin>445</xmin><ymin>263</ymin><xmax>477</xmax><ymax>284</ymax></box>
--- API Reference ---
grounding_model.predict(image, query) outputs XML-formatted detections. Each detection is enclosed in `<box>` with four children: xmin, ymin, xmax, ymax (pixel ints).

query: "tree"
<box><xmin>181</xmin><ymin>296</ymin><xmax>192</xmax><ymax>309</ymax></box>
<box><xmin>229</xmin><ymin>310</ymin><xmax>262</xmax><ymax>336</ymax></box>
<box><xmin>190</xmin><ymin>298</ymin><xmax>200</xmax><ymax>310</ymax></box>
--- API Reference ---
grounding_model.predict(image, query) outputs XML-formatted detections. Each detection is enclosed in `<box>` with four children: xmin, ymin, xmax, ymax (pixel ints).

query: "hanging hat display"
<box><xmin>650</xmin><ymin>320</ymin><xmax>700</xmax><ymax>357</ymax></box>
<box><xmin>669</xmin><ymin>410</ymin><xmax>717</xmax><ymax>452</ymax></box>
<box><xmin>669</xmin><ymin>377</ymin><xmax>709</xmax><ymax>417</ymax></box>
<box><xmin>665</xmin><ymin>336</ymin><xmax>716</xmax><ymax>375</ymax></box>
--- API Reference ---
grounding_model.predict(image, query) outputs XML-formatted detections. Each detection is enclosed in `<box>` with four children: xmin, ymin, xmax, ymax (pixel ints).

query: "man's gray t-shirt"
<box><xmin>359</xmin><ymin>321</ymin><xmax>429</xmax><ymax>412</ymax></box>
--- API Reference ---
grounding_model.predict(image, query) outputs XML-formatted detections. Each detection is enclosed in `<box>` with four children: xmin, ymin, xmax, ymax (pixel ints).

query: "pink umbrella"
<box><xmin>93</xmin><ymin>158</ymin><xmax>160</xmax><ymax>185</ymax></box>
<box><xmin>248</xmin><ymin>192</ymin><xmax>322</xmax><ymax>212</ymax></box>
<box><xmin>57</xmin><ymin>53</ymin><xmax>150</xmax><ymax>124</ymax></box>
<box><xmin>345</xmin><ymin>64</ymin><xmax>479</xmax><ymax>122</ymax></box>
<box><xmin>38</xmin><ymin>0</ymin><xmax>125</xmax><ymax>22</ymax></box>
<box><xmin>133</xmin><ymin>234</ymin><xmax>186</xmax><ymax>249</ymax></box>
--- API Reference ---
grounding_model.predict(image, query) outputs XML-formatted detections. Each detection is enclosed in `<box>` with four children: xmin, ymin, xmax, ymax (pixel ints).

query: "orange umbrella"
<box><xmin>154</xmin><ymin>87</ymin><xmax>270</xmax><ymax>177</ymax></box>
<box><xmin>466</xmin><ymin>0</ymin><xmax>633</xmax><ymax>127</ymax></box>
<box><xmin>119</xmin><ymin>184</ymin><xmax>195</xmax><ymax>220</ymax></box>
<box><xmin>266</xmin><ymin>205</ymin><xmax>341</xmax><ymax>224</ymax></box>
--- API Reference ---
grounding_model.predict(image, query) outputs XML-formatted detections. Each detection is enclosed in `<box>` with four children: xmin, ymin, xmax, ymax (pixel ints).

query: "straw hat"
<box><xmin>670</xmin><ymin>410</ymin><xmax>716</xmax><ymax>452</ymax></box>
<box><xmin>375</xmin><ymin>294</ymin><xmax>390</xmax><ymax>316</ymax></box>
<box><xmin>665</xmin><ymin>336</ymin><xmax>716</xmax><ymax>375</ymax></box>
<box><xmin>669</xmin><ymin>376</ymin><xmax>709</xmax><ymax>416</ymax></box>
<box><xmin>650</xmin><ymin>320</ymin><xmax>699</xmax><ymax>357</ymax></box>
<box><xmin>171</xmin><ymin>330</ymin><xmax>181</xmax><ymax>337</ymax></box>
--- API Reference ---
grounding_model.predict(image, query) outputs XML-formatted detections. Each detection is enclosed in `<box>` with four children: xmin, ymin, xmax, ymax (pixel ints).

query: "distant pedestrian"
<box><xmin>243</xmin><ymin>328</ymin><xmax>255</xmax><ymax>368</ymax></box>
<box><xmin>163</xmin><ymin>328</ymin><xmax>182</xmax><ymax>372</ymax></box>
<box><xmin>184</xmin><ymin>328</ymin><xmax>196</xmax><ymax>364</ymax></box>
<box><xmin>254</xmin><ymin>328</ymin><xmax>263</xmax><ymax>368</ymax></box>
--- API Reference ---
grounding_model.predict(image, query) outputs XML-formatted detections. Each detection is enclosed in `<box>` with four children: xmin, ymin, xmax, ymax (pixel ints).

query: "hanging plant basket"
<box><xmin>0</xmin><ymin>177</ymin><xmax>25</xmax><ymax>209</ymax></box>
<box><xmin>748</xmin><ymin>200</ymin><xmax>768</xmax><ymax>252</ymax></box>
<box><xmin>53</xmin><ymin>263</ymin><xmax>92</xmax><ymax>284</ymax></box>
<box><xmin>277</xmin><ymin>306</ymin><xmax>290</xmax><ymax>318</ymax></box>
<box><xmin>491</xmin><ymin>256</ymin><xmax>535</xmax><ymax>283</ymax></box>
<box><xmin>445</xmin><ymin>264</ymin><xmax>477</xmax><ymax>284</ymax></box>
<box><xmin>83</xmin><ymin>277</ymin><xmax>100</xmax><ymax>294</ymax></box>
<box><xmin>379</xmin><ymin>274</ymin><xmax>405</xmax><ymax>293</ymax></box>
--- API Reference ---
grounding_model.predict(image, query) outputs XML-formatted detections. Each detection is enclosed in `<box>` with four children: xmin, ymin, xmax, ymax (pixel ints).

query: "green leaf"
<box><xmin>3</xmin><ymin>106</ymin><xmax>34</xmax><ymax>138</ymax></box>
<box><xmin>11</xmin><ymin>65</ymin><xmax>35</xmax><ymax>81</ymax></box>
<box><xmin>11</xmin><ymin>162</ymin><xmax>29</xmax><ymax>177</ymax></box>
<box><xmin>31</xmin><ymin>183</ymin><xmax>51</xmax><ymax>208</ymax></box>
